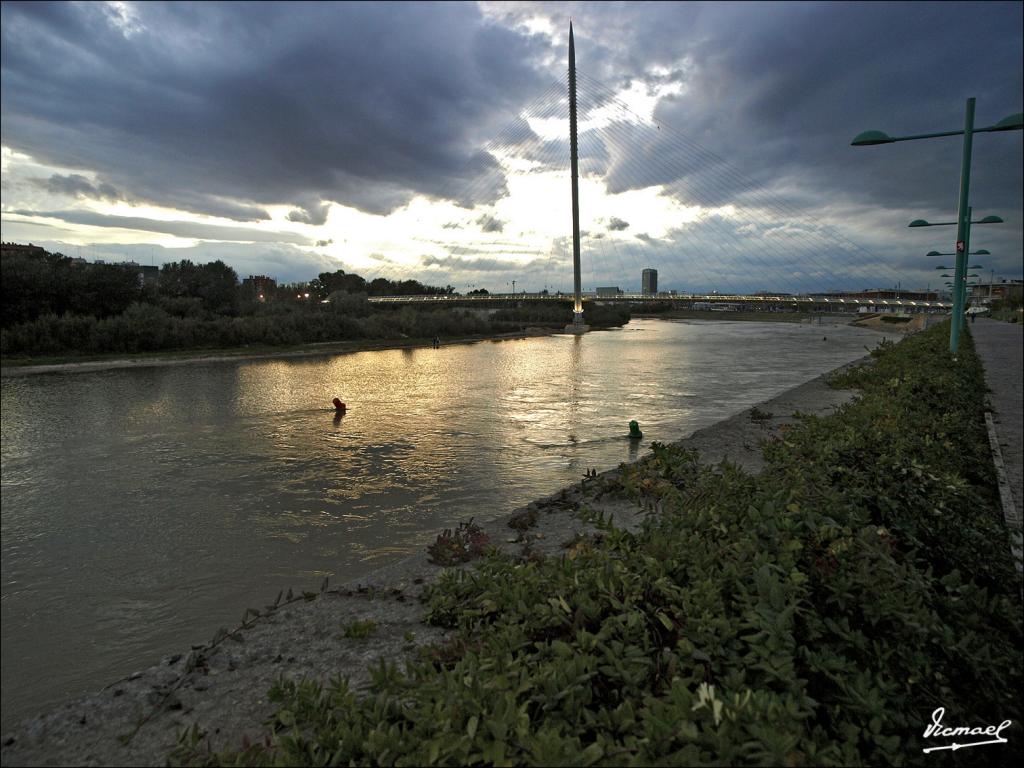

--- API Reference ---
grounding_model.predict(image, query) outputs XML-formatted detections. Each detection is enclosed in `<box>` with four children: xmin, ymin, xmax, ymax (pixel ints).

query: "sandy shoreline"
<box><xmin>0</xmin><ymin>351</ymin><xmax>870</xmax><ymax>767</ymax></box>
<box><xmin>0</xmin><ymin>328</ymin><xmax>563</xmax><ymax>378</ymax></box>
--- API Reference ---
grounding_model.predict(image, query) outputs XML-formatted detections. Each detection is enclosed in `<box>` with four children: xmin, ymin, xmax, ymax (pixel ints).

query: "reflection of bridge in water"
<box><xmin>368</xmin><ymin>293</ymin><xmax>951</xmax><ymax>312</ymax></box>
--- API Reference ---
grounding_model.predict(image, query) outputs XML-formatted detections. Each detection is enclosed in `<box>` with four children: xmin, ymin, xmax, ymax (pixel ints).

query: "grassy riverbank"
<box><xmin>172</xmin><ymin>321</ymin><xmax>1021</xmax><ymax>766</ymax></box>
<box><xmin>0</xmin><ymin>303</ymin><xmax>631</xmax><ymax>373</ymax></box>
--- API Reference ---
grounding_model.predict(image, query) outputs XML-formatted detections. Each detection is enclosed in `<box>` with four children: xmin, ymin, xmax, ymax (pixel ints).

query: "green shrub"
<box><xmin>426</xmin><ymin>519</ymin><xmax>491</xmax><ymax>566</ymax></box>
<box><xmin>341</xmin><ymin>620</ymin><xmax>378</xmax><ymax>640</ymax></box>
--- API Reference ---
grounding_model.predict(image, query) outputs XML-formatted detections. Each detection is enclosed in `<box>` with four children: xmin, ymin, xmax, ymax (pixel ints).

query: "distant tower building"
<box><xmin>243</xmin><ymin>274</ymin><xmax>277</xmax><ymax>301</ymax></box>
<box><xmin>642</xmin><ymin>268</ymin><xmax>658</xmax><ymax>296</ymax></box>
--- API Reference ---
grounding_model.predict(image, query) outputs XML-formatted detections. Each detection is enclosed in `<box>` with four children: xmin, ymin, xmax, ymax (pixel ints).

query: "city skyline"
<box><xmin>11</xmin><ymin>241</ymin><xmax>987</xmax><ymax>301</ymax></box>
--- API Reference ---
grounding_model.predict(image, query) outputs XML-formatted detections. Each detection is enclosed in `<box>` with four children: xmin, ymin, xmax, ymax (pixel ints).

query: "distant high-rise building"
<box><xmin>642</xmin><ymin>268</ymin><xmax>658</xmax><ymax>295</ymax></box>
<box><xmin>243</xmin><ymin>274</ymin><xmax>277</xmax><ymax>301</ymax></box>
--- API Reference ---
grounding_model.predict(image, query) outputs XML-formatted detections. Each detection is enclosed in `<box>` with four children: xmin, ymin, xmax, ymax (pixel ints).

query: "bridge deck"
<box><xmin>366</xmin><ymin>293</ymin><xmax>952</xmax><ymax>310</ymax></box>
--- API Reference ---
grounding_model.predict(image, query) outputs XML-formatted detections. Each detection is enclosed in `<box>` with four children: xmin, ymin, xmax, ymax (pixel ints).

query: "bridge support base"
<box><xmin>564</xmin><ymin>311</ymin><xmax>589</xmax><ymax>335</ymax></box>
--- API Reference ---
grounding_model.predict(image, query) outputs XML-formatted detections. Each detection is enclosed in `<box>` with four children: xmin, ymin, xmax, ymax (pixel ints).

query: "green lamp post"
<box><xmin>962</xmin><ymin>274</ymin><xmax>981</xmax><ymax>312</ymax></box>
<box><xmin>934</xmin><ymin>253</ymin><xmax>986</xmax><ymax>307</ymax></box>
<box><xmin>852</xmin><ymin>100</ymin><xmax>1022</xmax><ymax>353</ymax></box>
<box><xmin>927</xmin><ymin>249</ymin><xmax>990</xmax><ymax>258</ymax></box>
<box><xmin>910</xmin><ymin>216</ymin><xmax>1004</xmax><ymax>227</ymax></box>
<box><xmin>906</xmin><ymin>209</ymin><xmax>1002</xmax><ymax>347</ymax></box>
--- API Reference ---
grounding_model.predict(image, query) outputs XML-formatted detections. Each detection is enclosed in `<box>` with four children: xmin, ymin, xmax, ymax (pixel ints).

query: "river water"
<box><xmin>0</xmin><ymin>318</ymin><xmax>891</xmax><ymax>728</ymax></box>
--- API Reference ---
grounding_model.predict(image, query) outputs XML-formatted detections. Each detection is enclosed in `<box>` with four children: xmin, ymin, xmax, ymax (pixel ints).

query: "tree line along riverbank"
<box><xmin>2</xmin><ymin>247</ymin><xmax>633</xmax><ymax>359</ymax></box>
<box><xmin>151</xmin><ymin>320</ymin><xmax>1017</xmax><ymax>766</ymax></box>
<box><xmin>0</xmin><ymin>290</ymin><xmax>632</xmax><ymax>361</ymax></box>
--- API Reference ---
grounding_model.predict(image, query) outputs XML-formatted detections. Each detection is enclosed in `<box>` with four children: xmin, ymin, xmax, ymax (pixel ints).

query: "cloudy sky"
<box><xmin>2</xmin><ymin>1</ymin><xmax>1021</xmax><ymax>294</ymax></box>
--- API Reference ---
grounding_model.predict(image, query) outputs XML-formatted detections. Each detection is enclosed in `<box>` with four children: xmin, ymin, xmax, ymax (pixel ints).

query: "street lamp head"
<box><xmin>989</xmin><ymin>112</ymin><xmax>1024</xmax><ymax>132</ymax></box>
<box><xmin>941</xmin><ymin>274</ymin><xmax>953</xmax><ymax>278</ymax></box>
<box><xmin>851</xmin><ymin>130</ymin><xmax>893</xmax><ymax>146</ymax></box>
<box><xmin>935</xmin><ymin>266</ymin><xmax>951</xmax><ymax>270</ymax></box>
<box><xmin>968</xmin><ymin>265</ymin><xmax>983</xmax><ymax>269</ymax></box>
<box><xmin>926</xmin><ymin>250</ymin><xmax>943</xmax><ymax>257</ymax></box>
<box><xmin>908</xmin><ymin>219</ymin><xmax>931</xmax><ymax>227</ymax></box>
<box><xmin>977</xmin><ymin>215</ymin><xmax>1003</xmax><ymax>224</ymax></box>
<box><xmin>974</xmin><ymin>249</ymin><xmax>990</xmax><ymax>255</ymax></box>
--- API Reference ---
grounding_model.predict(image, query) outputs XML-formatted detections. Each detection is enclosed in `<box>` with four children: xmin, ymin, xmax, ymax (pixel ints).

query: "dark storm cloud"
<box><xmin>477</xmin><ymin>214</ymin><xmax>505</xmax><ymax>233</ymax></box>
<box><xmin>287</xmin><ymin>203</ymin><xmax>331</xmax><ymax>227</ymax></box>
<box><xmin>644</xmin><ymin>2</ymin><xmax>1023</xmax><ymax>220</ymax></box>
<box><xmin>1</xmin><ymin>1</ymin><xmax>550</xmax><ymax>218</ymax></box>
<box><xmin>19</xmin><ymin>172</ymin><xmax>271</xmax><ymax>221</ymax></box>
<box><xmin>493</xmin><ymin>1</ymin><xmax>1022</xmax><ymax>278</ymax></box>
<box><xmin>5</xmin><ymin>1</ymin><xmax>1021</xmax><ymax>288</ymax></box>
<box><xmin>762</xmin><ymin>8</ymin><xmax>1015</xmax><ymax>210</ymax></box>
<box><xmin>10</xmin><ymin>209</ymin><xmax>313</xmax><ymax>245</ymax></box>
<box><xmin>30</xmin><ymin>173</ymin><xmax>122</xmax><ymax>201</ymax></box>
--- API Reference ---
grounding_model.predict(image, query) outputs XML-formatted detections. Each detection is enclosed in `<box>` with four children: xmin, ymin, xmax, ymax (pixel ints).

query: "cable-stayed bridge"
<box><xmin>367</xmin><ymin>293</ymin><xmax>950</xmax><ymax>310</ymax></box>
<box><xmin>359</xmin><ymin>26</ymin><xmax>954</xmax><ymax>319</ymax></box>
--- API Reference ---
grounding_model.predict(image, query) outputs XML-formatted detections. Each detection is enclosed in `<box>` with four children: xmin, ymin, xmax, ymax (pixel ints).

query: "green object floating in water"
<box><xmin>629</xmin><ymin>420</ymin><xmax>642</xmax><ymax>439</ymax></box>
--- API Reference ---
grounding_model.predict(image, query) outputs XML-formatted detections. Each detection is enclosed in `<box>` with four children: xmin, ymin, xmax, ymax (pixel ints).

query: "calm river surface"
<box><xmin>0</xmin><ymin>319</ymin><xmax>892</xmax><ymax>728</ymax></box>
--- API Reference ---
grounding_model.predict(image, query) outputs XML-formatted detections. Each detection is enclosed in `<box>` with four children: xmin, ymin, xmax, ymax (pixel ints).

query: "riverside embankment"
<box><xmin>4</xmin><ymin>321</ymin><xmax>1020</xmax><ymax>766</ymax></box>
<box><xmin>2</xmin><ymin>318</ymin><xmax>898</xmax><ymax>733</ymax></box>
<box><xmin>0</xmin><ymin>342</ymin><xmax>870</xmax><ymax>767</ymax></box>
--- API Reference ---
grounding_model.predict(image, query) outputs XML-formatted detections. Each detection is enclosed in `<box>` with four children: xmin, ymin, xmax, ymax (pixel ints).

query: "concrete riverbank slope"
<box><xmin>1</xmin><ymin>357</ymin><xmax>863</xmax><ymax>766</ymax></box>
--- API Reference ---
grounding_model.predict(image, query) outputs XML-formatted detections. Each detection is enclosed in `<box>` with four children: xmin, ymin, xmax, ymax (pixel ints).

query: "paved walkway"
<box><xmin>969</xmin><ymin>318</ymin><xmax>1023</xmax><ymax>564</ymax></box>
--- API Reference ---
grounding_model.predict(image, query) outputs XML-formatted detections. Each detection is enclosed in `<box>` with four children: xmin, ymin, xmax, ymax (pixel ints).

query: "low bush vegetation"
<box><xmin>426</xmin><ymin>520</ymin><xmax>491</xmax><ymax>566</ymax></box>
<box><xmin>987</xmin><ymin>297</ymin><xmax>1022</xmax><ymax>324</ymax></box>
<box><xmin>1</xmin><ymin>301</ymin><xmax>631</xmax><ymax>358</ymax></box>
<box><xmin>172</xmin><ymin>322</ymin><xmax>1021</xmax><ymax>766</ymax></box>
<box><xmin>1</xmin><ymin>249</ymin><xmax>631</xmax><ymax>358</ymax></box>
<box><xmin>341</xmin><ymin>620</ymin><xmax>378</xmax><ymax>640</ymax></box>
